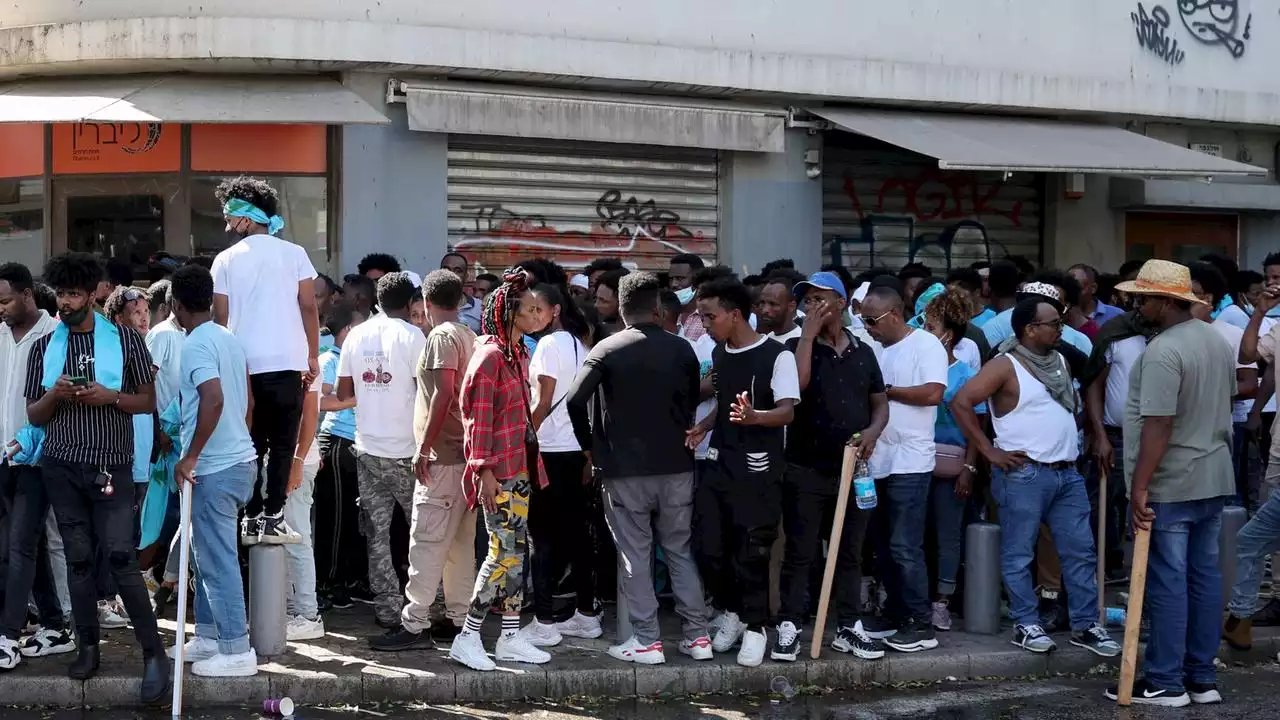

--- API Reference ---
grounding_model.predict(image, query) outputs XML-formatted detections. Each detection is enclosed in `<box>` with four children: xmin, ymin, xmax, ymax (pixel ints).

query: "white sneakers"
<box><xmin>555</xmin><ymin>611</ymin><xmax>604</xmax><ymax>639</ymax></box>
<box><xmin>448</xmin><ymin>631</ymin><xmax>496</xmax><ymax>672</ymax></box>
<box><xmin>712</xmin><ymin>611</ymin><xmax>746</xmax><ymax>653</ymax></box>
<box><xmin>738</xmin><ymin>628</ymin><xmax>767</xmax><ymax>667</ymax></box>
<box><xmin>169</xmin><ymin>636</ymin><xmax>219</xmax><ymax>663</ymax></box>
<box><xmin>0</xmin><ymin>635</ymin><xmax>20</xmax><ymax>670</ymax></box>
<box><xmin>608</xmin><ymin>637</ymin><xmax>666</xmax><ymax>665</ymax></box>
<box><xmin>97</xmin><ymin>599</ymin><xmax>129</xmax><ymax>629</ymax></box>
<box><xmin>193</xmin><ymin>649</ymin><xmax>259</xmax><ymax>678</ymax></box>
<box><xmin>20</xmin><ymin>627</ymin><xmax>75</xmax><ymax>658</ymax></box>
<box><xmin>448</xmin><ymin>630</ymin><xmax>550</xmax><ymax>670</ymax></box>
<box><xmin>496</xmin><ymin>633</ymin><xmax>551</xmax><ymax>664</ymax></box>
<box><xmin>521</xmin><ymin>621</ymin><xmax>563</xmax><ymax>647</ymax></box>
<box><xmin>678</xmin><ymin>635</ymin><xmax>714</xmax><ymax>661</ymax></box>
<box><xmin>286</xmin><ymin>615</ymin><xmax>326</xmax><ymax>642</ymax></box>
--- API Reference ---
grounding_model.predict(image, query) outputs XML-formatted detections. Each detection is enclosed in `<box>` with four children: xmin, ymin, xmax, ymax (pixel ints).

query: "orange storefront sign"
<box><xmin>52</xmin><ymin>122</ymin><xmax>180</xmax><ymax>174</ymax></box>
<box><xmin>191</xmin><ymin>124</ymin><xmax>327</xmax><ymax>174</ymax></box>
<box><xmin>0</xmin><ymin>124</ymin><xmax>45</xmax><ymax>178</ymax></box>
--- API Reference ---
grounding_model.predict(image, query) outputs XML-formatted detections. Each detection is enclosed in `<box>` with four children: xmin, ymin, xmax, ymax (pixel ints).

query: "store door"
<box><xmin>52</xmin><ymin>176</ymin><xmax>190</xmax><ymax>280</ymax></box>
<box><xmin>1125</xmin><ymin>212</ymin><xmax>1238</xmax><ymax>264</ymax></box>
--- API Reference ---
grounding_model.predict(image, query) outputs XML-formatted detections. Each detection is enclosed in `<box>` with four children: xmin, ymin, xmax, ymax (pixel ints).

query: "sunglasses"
<box><xmin>859</xmin><ymin>310</ymin><xmax>893</xmax><ymax>327</ymax></box>
<box><xmin>122</xmin><ymin>288</ymin><xmax>146</xmax><ymax>303</ymax></box>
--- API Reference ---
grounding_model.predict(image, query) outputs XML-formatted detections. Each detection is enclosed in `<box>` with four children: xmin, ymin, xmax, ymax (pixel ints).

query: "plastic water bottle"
<box><xmin>852</xmin><ymin>436</ymin><xmax>877</xmax><ymax>510</ymax></box>
<box><xmin>1105</xmin><ymin>606</ymin><xmax>1126</xmax><ymax>627</ymax></box>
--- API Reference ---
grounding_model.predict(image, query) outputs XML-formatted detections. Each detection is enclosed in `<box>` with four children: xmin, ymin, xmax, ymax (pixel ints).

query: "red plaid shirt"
<box><xmin>460</xmin><ymin>336</ymin><xmax>547</xmax><ymax>507</ymax></box>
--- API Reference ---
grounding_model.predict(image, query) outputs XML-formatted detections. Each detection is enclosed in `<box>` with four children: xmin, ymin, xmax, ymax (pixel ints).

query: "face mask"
<box><xmin>675</xmin><ymin>287</ymin><xmax>695</xmax><ymax>305</ymax></box>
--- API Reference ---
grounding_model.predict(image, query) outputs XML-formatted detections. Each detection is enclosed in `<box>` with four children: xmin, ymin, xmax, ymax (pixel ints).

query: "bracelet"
<box><xmin>963</xmin><ymin>463</ymin><xmax>977</xmax><ymax>474</ymax></box>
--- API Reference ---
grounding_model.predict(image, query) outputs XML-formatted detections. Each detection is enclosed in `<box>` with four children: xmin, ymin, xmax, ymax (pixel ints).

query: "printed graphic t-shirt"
<box><xmin>338</xmin><ymin>314</ymin><xmax>427</xmax><ymax>459</ymax></box>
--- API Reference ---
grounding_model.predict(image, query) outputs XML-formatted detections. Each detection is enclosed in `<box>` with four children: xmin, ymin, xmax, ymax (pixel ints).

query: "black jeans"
<box><xmin>0</xmin><ymin>463</ymin><xmax>64</xmax><ymax>639</ymax></box>
<box><xmin>529</xmin><ymin>451</ymin><xmax>596</xmax><ymax>622</ymax></box>
<box><xmin>41</xmin><ymin>457</ymin><xmax>161</xmax><ymax>652</ymax></box>
<box><xmin>313</xmin><ymin>434</ymin><xmax>367</xmax><ymax>589</ymax></box>
<box><xmin>245</xmin><ymin>370</ymin><xmax>305</xmax><ymax>517</ymax></box>
<box><xmin>779</xmin><ymin>463</ymin><xmax>871</xmax><ymax>628</ymax></box>
<box><xmin>693</xmin><ymin>459</ymin><xmax>782</xmax><ymax>629</ymax></box>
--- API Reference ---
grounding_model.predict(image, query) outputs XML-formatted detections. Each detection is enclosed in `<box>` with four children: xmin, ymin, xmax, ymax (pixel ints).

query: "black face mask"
<box><xmin>61</xmin><ymin>305</ymin><xmax>91</xmax><ymax>326</ymax></box>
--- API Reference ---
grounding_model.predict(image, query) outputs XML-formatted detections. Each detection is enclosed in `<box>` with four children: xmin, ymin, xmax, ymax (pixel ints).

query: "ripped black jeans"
<box><xmin>41</xmin><ymin>458</ymin><xmax>162</xmax><ymax>652</ymax></box>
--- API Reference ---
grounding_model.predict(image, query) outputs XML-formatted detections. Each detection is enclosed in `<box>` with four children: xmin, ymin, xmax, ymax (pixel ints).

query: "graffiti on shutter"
<box><xmin>822</xmin><ymin>143</ymin><xmax>1043</xmax><ymax>271</ymax></box>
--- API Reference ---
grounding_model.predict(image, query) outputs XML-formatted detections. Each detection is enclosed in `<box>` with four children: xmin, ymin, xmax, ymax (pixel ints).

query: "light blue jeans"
<box><xmin>192</xmin><ymin>461</ymin><xmax>256</xmax><ymax>655</ymax></box>
<box><xmin>283</xmin><ymin>459</ymin><xmax>320</xmax><ymax>620</ymax></box>
<box><xmin>1228</xmin><ymin>491</ymin><xmax>1280</xmax><ymax>618</ymax></box>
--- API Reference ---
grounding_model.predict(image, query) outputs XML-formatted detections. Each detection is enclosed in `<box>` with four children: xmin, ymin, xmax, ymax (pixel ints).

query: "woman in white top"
<box><xmin>521</xmin><ymin>282</ymin><xmax>606</xmax><ymax>646</ymax></box>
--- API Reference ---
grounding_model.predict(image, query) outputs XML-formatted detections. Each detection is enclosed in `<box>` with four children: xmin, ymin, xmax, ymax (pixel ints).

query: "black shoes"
<box><xmin>67</xmin><ymin>644</ymin><xmax>100</xmax><ymax>680</ymax></box>
<box><xmin>430</xmin><ymin>622</ymin><xmax>463</xmax><ymax>642</ymax></box>
<box><xmin>369</xmin><ymin>626</ymin><xmax>433</xmax><ymax>652</ymax></box>
<box><xmin>140</xmin><ymin>652</ymin><xmax>170</xmax><ymax>705</ymax></box>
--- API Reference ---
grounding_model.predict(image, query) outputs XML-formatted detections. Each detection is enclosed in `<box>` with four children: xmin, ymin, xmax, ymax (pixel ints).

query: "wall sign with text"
<box><xmin>52</xmin><ymin>122</ymin><xmax>181</xmax><ymax>174</ymax></box>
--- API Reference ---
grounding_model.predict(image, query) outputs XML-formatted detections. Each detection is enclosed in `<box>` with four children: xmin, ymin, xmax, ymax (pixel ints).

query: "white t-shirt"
<box><xmin>954</xmin><ymin>336</ymin><xmax>981</xmax><ymax>374</ymax></box>
<box><xmin>770</xmin><ymin>326</ymin><xmax>803</xmax><ymax>344</ymax></box>
<box><xmin>303</xmin><ymin>373</ymin><xmax>322</xmax><ymax>467</ymax></box>
<box><xmin>1254</xmin><ymin>316</ymin><xmax>1279</xmax><ymax>414</ymax></box>
<box><xmin>211</xmin><ymin>234</ymin><xmax>317</xmax><ymax>374</ymax></box>
<box><xmin>690</xmin><ymin>334</ymin><xmax>717</xmax><ymax>459</ymax></box>
<box><xmin>529</xmin><ymin>330</ymin><xmax>587</xmax><ymax>452</ymax></box>
<box><xmin>146</xmin><ymin>316</ymin><xmax>186</xmax><ymax>414</ymax></box>
<box><xmin>337</xmin><ymin>314</ymin><xmax>427</xmax><ymax>458</ymax></box>
<box><xmin>869</xmin><ymin>328</ymin><xmax>949</xmax><ymax>479</ymax></box>
<box><xmin>722</xmin><ymin>335</ymin><xmax>802</xmax><ymax>403</ymax></box>
<box><xmin>1212</xmin><ymin>318</ymin><xmax>1255</xmax><ymax>424</ymax></box>
<box><xmin>1103</xmin><ymin>335</ymin><xmax>1147</xmax><ymax>428</ymax></box>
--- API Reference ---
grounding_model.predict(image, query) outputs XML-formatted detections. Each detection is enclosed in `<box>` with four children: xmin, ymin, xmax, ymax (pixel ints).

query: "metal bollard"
<box><xmin>615</xmin><ymin>560</ymin><xmax>632</xmax><ymax>643</ymax></box>
<box><xmin>1218</xmin><ymin>505</ymin><xmax>1248</xmax><ymax>608</ymax></box>
<box><xmin>964</xmin><ymin>522</ymin><xmax>1002</xmax><ymax>634</ymax></box>
<box><xmin>249</xmin><ymin>544</ymin><xmax>288</xmax><ymax>657</ymax></box>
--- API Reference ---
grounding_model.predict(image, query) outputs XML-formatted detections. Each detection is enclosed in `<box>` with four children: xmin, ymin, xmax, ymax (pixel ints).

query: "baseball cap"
<box><xmin>792</xmin><ymin>271</ymin><xmax>848</xmax><ymax>300</ymax></box>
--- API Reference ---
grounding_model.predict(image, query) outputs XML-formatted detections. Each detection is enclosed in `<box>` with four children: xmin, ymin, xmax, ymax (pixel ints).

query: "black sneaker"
<box><xmin>257</xmin><ymin>512</ymin><xmax>302</xmax><ymax>545</ymax></box>
<box><xmin>152</xmin><ymin>584</ymin><xmax>175</xmax><ymax>618</ymax></box>
<box><xmin>861</xmin><ymin>616</ymin><xmax>899</xmax><ymax>640</ymax></box>
<box><xmin>368</xmin><ymin>627</ymin><xmax>432</xmax><ymax>652</ymax></box>
<box><xmin>327</xmin><ymin>588</ymin><xmax>354</xmax><ymax>610</ymax></box>
<box><xmin>1105</xmin><ymin>678</ymin><xmax>1191</xmax><ymax>707</ymax></box>
<box><xmin>830</xmin><ymin>621</ymin><xmax>885</xmax><ymax>660</ymax></box>
<box><xmin>882</xmin><ymin>618</ymin><xmax>937</xmax><ymax>653</ymax></box>
<box><xmin>348</xmin><ymin>583</ymin><xmax>378</xmax><ymax>606</ymax></box>
<box><xmin>1070</xmin><ymin>623</ymin><xmax>1120</xmax><ymax>657</ymax></box>
<box><xmin>316</xmin><ymin>594</ymin><xmax>334</xmax><ymax>614</ymax></box>
<box><xmin>770</xmin><ymin>621</ymin><xmax>800</xmax><ymax>662</ymax></box>
<box><xmin>429</xmin><ymin>622</ymin><xmax>462</xmax><ymax>642</ymax></box>
<box><xmin>1184</xmin><ymin>681</ymin><xmax>1222</xmax><ymax>705</ymax></box>
<box><xmin>375</xmin><ymin>615</ymin><xmax>400</xmax><ymax>631</ymax></box>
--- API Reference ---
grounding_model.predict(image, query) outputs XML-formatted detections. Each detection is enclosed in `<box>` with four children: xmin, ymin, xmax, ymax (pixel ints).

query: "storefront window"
<box><xmin>190</xmin><ymin>176</ymin><xmax>328</xmax><ymax>273</ymax></box>
<box><xmin>0</xmin><ymin>179</ymin><xmax>46</xmax><ymax>272</ymax></box>
<box><xmin>67</xmin><ymin>194</ymin><xmax>164</xmax><ymax>274</ymax></box>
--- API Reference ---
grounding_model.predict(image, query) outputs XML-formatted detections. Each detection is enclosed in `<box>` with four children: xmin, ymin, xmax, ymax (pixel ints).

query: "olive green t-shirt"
<box><xmin>1123</xmin><ymin>319</ymin><xmax>1235</xmax><ymax>503</ymax></box>
<box><xmin>413</xmin><ymin>321</ymin><xmax>477</xmax><ymax>465</ymax></box>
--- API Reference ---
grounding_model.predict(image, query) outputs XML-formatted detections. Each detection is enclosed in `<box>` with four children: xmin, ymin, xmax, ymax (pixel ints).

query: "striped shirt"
<box><xmin>24</xmin><ymin>324</ymin><xmax>155</xmax><ymax>467</ymax></box>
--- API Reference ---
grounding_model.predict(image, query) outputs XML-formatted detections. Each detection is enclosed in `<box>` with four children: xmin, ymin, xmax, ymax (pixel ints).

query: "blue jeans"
<box><xmin>871</xmin><ymin>472</ymin><xmax>931</xmax><ymax>623</ymax></box>
<box><xmin>930</xmin><ymin>476</ymin><xmax>967</xmax><ymax>596</ymax></box>
<box><xmin>1228</xmin><ymin>492</ymin><xmax>1280</xmax><ymax>618</ymax></box>
<box><xmin>1145</xmin><ymin>498</ymin><xmax>1224</xmax><ymax>691</ymax></box>
<box><xmin>992</xmin><ymin>461</ymin><xmax>1098</xmax><ymax>630</ymax></box>
<box><xmin>192</xmin><ymin>461</ymin><xmax>255</xmax><ymax>655</ymax></box>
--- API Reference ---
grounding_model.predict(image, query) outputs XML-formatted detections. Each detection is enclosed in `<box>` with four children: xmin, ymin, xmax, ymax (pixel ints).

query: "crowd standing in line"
<box><xmin>1</xmin><ymin>175</ymin><xmax>1279</xmax><ymax>710</ymax></box>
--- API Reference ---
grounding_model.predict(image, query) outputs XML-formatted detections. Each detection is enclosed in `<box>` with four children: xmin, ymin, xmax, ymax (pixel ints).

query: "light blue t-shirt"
<box><xmin>179</xmin><ymin>321</ymin><xmax>257</xmax><ymax>477</ymax></box>
<box><xmin>132</xmin><ymin>413</ymin><xmax>154</xmax><ymax>484</ymax></box>
<box><xmin>145</xmin><ymin>317</ymin><xmax>186</xmax><ymax>415</ymax></box>
<box><xmin>318</xmin><ymin>347</ymin><xmax>356</xmax><ymax>441</ymax></box>
<box><xmin>970</xmin><ymin>307</ymin><xmax>998</xmax><ymax>329</ymax></box>
<box><xmin>982</xmin><ymin>307</ymin><xmax>1094</xmax><ymax>356</ymax></box>
<box><xmin>935</xmin><ymin>360</ymin><xmax>986</xmax><ymax>447</ymax></box>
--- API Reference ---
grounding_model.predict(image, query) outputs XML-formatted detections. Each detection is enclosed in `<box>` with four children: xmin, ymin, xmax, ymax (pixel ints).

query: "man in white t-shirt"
<box><xmin>758</xmin><ymin>273</ymin><xmax>803</xmax><ymax>344</ymax></box>
<box><xmin>211</xmin><ymin>176</ymin><xmax>320</xmax><ymax>544</ymax></box>
<box><xmin>336</xmin><ymin>273</ymin><xmax>428</xmax><ymax>629</ymax></box>
<box><xmin>858</xmin><ymin>286</ymin><xmax>948</xmax><ymax>653</ymax></box>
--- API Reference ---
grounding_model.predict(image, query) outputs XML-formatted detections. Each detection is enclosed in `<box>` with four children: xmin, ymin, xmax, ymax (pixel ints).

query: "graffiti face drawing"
<box><xmin>1176</xmin><ymin>0</ymin><xmax>1251</xmax><ymax>57</ymax></box>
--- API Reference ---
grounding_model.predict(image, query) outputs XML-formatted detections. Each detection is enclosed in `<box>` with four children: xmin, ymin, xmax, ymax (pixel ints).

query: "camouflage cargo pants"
<box><xmin>467</xmin><ymin>473</ymin><xmax>531</xmax><ymax>619</ymax></box>
<box><xmin>355</xmin><ymin>452</ymin><xmax>415</xmax><ymax>625</ymax></box>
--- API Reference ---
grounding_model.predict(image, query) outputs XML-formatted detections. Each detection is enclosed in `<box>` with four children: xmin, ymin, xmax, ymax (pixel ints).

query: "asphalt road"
<box><xmin>9</xmin><ymin>664</ymin><xmax>1280</xmax><ymax>719</ymax></box>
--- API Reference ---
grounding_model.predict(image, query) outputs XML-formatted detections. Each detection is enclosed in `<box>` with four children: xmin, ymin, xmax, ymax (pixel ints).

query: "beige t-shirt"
<box><xmin>1256</xmin><ymin>320</ymin><xmax>1280</xmax><ymax>473</ymax></box>
<box><xmin>413</xmin><ymin>321</ymin><xmax>477</xmax><ymax>465</ymax></box>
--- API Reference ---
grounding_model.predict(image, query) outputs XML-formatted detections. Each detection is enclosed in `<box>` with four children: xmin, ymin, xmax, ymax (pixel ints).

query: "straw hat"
<box><xmin>1115</xmin><ymin>259</ymin><xmax>1205</xmax><ymax>305</ymax></box>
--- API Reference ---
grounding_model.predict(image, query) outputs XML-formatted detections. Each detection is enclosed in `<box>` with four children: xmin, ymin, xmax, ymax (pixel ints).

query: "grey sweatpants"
<box><xmin>602</xmin><ymin>472</ymin><xmax>709</xmax><ymax>645</ymax></box>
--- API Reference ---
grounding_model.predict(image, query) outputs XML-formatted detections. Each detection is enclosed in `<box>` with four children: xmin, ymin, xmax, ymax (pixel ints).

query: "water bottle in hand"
<box><xmin>851</xmin><ymin>434</ymin><xmax>877</xmax><ymax>510</ymax></box>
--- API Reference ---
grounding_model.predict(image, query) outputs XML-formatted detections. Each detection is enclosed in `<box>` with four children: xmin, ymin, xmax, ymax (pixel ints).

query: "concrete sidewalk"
<box><xmin>2</xmin><ymin>609</ymin><xmax>1277</xmax><ymax>708</ymax></box>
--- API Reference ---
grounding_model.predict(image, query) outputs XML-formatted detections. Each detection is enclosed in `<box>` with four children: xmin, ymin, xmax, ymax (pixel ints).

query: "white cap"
<box><xmin>852</xmin><ymin>282</ymin><xmax>870</xmax><ymax>303</ymax></box>
<box><xmin>570</xmin><ymin>274</ymin><xmax>590</xmax><ymax>289</ymax></box>
<box><xmin>405</xmin><ymin>271</ymin><xmax>422</xmax><ymax>288</ymax></box>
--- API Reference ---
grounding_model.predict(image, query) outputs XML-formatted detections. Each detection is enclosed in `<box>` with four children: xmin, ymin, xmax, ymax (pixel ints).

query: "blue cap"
<box><xmin>792</xmin><ymin>271</ymin><xmax>848</xmax><ymax>300</ymax></box>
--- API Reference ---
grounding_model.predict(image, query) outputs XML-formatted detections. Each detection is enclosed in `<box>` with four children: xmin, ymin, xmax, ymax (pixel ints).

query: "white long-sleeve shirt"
<box><xmin>0</xmin><ymin>310</ymin><xmax>57</xmax><ymax>446</ymax></box>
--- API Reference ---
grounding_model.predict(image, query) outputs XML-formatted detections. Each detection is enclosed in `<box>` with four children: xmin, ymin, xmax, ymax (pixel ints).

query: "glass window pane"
<box><xmin>190</xmin><ymin>176</ymin><xmax>329</xmax><ymax>274</ymax></box>
<box><xmin>0</xmin><ymin>179</ymin><xmax>46</xmax><ymax>272</ymax></box>
<box><xmin>66</xmin><ymin>195</ymin><xmax>164</xmax><ymax>281</ymax></box>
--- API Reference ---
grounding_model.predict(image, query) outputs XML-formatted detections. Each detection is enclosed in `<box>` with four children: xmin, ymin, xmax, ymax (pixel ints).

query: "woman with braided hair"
<box><xmin>449</xmin><ymin>268</ymin><xmax>552</xmax><ymax>671</ymax></box>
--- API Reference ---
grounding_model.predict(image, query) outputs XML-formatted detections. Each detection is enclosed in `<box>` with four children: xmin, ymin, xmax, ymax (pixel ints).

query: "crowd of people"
<box><xmin>1</xmin><ymin>174</ymin><xmax>1279</xmax><ymax>709</ymax></box>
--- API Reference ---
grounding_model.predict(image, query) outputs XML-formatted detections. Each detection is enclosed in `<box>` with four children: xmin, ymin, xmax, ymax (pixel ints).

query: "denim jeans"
<box><xmin>1228</xmin><ymin>491</ymin><xmax>1280</xmax><ymax>618</ymax></box>
<box><xmin>192</xmin><ymin>461</ymin><xmax>256</xmax><ymax>655</ymax></box>
<box><xmin>871</xmin><ymin>472</ymin><xmax>932</xmax><ymax>624</ymax></box>
<box><xmin>283</xmin><ymin>458</ymin><xmax>320</xmax><ymax>620</ymax></box>
<box><xmin>930</xmin><ymin>476</ymin><xmax>967</xmax><ymax>596</ymax></box>
<box><xmin>1145</xmin><ymin>497</ymin><xmax>1224</xmax><ymax>692</ymax></box>
<box><xmin>992</xmin><ymin>461</ymin><xmax>1098</xmax><ymax>630</ymax></box>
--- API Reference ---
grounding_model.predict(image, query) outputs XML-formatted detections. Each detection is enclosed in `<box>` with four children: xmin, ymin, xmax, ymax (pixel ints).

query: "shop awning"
<box><xmin>0</xmin><ymin>75</ymin><xmax>389</xmax><ymax>124</ymax></box>
<box><xmin>401</xmin><ymin>81</ymin><xmax>786</xmax><ymax>153</ymax></box>
<box><xmin>810</xmin><ymin>107</ymin><xmax>1266</xmax><ymax>177</ymax></box>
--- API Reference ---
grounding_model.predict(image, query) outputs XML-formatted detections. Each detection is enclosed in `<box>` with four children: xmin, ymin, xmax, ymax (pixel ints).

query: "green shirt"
<box><xmin>1123</xmin><ymin>319</ymin><xmax>1235</xmax><ymax>503</ymax></box>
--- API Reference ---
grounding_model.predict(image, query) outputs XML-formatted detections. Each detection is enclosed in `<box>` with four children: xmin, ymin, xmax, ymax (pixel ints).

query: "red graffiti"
<box><xmin>843</xmin><ymin>169</ymin><xmax>1023</xmax><ymax>228</ymax></box>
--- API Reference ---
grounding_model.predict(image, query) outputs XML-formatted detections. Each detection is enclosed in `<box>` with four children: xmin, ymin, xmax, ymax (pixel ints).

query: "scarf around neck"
<box><xmin>998</xmin><ymin>337</ymin><xmax>1075</xmax><ymax>414</ymax></box>
<box><xmin>42</xmin><ymin>313</ymin><xmax>123</xmax><ymax>391</ymax></box>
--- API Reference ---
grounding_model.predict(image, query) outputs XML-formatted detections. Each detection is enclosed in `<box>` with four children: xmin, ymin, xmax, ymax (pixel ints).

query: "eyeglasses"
<box><xmin>1028</xmin><ymin>319</ymin><xmax>1064</xmax><ymax>330</ymax></box>
<box><xmin>859</xmin><ymin>310</ymin><xmax>893</xmax><ymax>327</ymax></box>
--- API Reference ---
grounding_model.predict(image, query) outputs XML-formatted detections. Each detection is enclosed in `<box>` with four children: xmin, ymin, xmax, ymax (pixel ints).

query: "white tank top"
<box><xmin>992</xmin><ymin>354</ymin><xmax>1079</xmax><ymax>464</ymax></box>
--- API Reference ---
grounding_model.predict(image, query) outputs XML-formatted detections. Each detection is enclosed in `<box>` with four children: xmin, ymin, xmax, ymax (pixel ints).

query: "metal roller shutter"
<box><xmin>822</xmin><ymin>137</ymin><xmax>1044</xmax><ymax>272</ymax></box>
<box><xmin>447</xmin><ymin>137</ymin><xmax>719</xmax><ymax>275</ymax></box>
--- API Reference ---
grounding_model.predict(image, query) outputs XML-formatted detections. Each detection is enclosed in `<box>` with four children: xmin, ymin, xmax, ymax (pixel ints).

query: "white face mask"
<box><xmin>676</xmin><ymin>287</ymin><xmax>695</xmax><ymax>305</ymax></box>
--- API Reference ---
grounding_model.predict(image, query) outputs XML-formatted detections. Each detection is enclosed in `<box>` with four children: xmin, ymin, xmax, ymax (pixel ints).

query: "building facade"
<box><xmin>2</xmin><ymin>0</ymin><xmax>1278</xmax><ymax>281</ymax></box>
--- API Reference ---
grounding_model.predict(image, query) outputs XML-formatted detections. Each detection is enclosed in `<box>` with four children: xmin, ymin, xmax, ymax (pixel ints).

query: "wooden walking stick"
<box><xmin>1097</xmin><ymin>466</ymin><xmax>1108</xmax><ymax>627</ymax></box>
<box><xmin>810</xmin><ymin>443</ymin><xmax>857</xmax><ymax>659</ymax></box>
<box><xmin>1116</xmin><ymin>525</ymin><xmax>1151</xmax><ymax>706</ymax></box>
<box><xmin>171</xmin><ymin>480</ymin><xmax>194</xmax><ymax>718</ymax></box>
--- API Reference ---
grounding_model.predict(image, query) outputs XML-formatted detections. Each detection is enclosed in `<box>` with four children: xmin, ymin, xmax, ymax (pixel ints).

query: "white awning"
<box><xmin>401</xmin><ymin>81</ymin><xmax>786</xmax><ymax>153</ymax></box>
<box><xmin>0</xmin><ymin>75</ymin><xmax>389</xmax><ymax>124</ymax></box>
<box><xmin>811</xmin><ymin>107</ymin><xmax>1266</xmax><ymax>177</ymax></box>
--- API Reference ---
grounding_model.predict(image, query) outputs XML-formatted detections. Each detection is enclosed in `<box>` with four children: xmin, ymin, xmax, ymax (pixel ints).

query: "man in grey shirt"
<box><xmin>1106</xmin><ymin>260</ymin><xmax>1235</xmax><ymax>708</ymax></box>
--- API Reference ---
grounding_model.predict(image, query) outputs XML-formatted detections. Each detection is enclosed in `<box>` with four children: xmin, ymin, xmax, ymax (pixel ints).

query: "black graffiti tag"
<box><xmin>594</xmin><ymin>190</ymin><xmax>696</xmax><ymax>241</ymax></box>
<box><xmin>1177</xmin><ymin>0</ymin><xmax>1251</xmax><ymax>58</ymax></box>
<box><xmin>1132</xmin><ymin>3</ymin><xmax>1187</xmax><ymax>65</ymax></box>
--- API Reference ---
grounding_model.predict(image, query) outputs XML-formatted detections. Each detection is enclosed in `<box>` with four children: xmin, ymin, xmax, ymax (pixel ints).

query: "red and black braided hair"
<box><xmin>481</xmin><ymin>267</ymin><xmax>534</xmax><ymax>363</ymax></box>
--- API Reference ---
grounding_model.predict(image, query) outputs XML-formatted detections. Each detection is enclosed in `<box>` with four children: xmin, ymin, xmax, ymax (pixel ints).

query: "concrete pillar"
<box><xmin>719</xmin><ymin>128</ymin><xmax>823</xmax><ymax>275</ymax></box>
<box><xmin>1044</xmin><ymin>174</ymin><xmax>1124</xmax><ymax>271</ymax></box>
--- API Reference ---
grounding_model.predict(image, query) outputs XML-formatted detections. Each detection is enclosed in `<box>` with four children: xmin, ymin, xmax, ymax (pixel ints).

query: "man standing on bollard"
<box><xmin>1103</xmin><ymin>260</ymin><xmax>1235</xmax><ymax>708</ymax></box>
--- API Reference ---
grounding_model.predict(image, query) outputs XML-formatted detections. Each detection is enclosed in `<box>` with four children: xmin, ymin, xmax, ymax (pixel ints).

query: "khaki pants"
<box><xmin>400</xmin><ymin>463</ymin><xmax>478</xmax><ymax>634</ymax></box>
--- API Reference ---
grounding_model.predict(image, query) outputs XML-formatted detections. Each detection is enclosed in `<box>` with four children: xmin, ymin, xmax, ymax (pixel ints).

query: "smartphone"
<box><xmin>68</xmin><ymin>376</ymin><xmax>89</xmax><ymax>387</ymax></box>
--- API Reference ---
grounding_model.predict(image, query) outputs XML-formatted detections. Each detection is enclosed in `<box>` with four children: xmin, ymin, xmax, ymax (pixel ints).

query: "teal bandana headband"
<box><xmin>224</xmin><ymin>198</ymin><xmax>285</xmax><ymax>236</ymax></box>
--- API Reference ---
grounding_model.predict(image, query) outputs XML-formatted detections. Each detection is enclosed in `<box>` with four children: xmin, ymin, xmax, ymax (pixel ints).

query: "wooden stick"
<box><xmin>1097</xmin><ymin>467</ymin><xmax>1108</xmax><ymax>627</ymax></box>
<box><xmin>810</xmin><ymin>444</ymin><xmax>857</xmax><ymax>659</ymax></box>
<box><xmin>1117</xmin><ymin>526</ymin><xmax>1151</xmax><ymax>707</ymax></box>
<box><xmin>171</xmin><ymin>481</ymin><xmax>194</xmax><ymax>719</ymax></box>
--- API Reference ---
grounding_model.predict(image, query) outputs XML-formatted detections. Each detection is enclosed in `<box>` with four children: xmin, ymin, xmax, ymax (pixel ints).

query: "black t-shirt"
<box><xmin>785</xmin><ymin>331</ymin><xmax>885</xmax><ymax>476</ymax></box>
<box><xmin>25</xmin><ymin>323</ymin><xmax>155</xmax><ymax>467</ymax></box>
